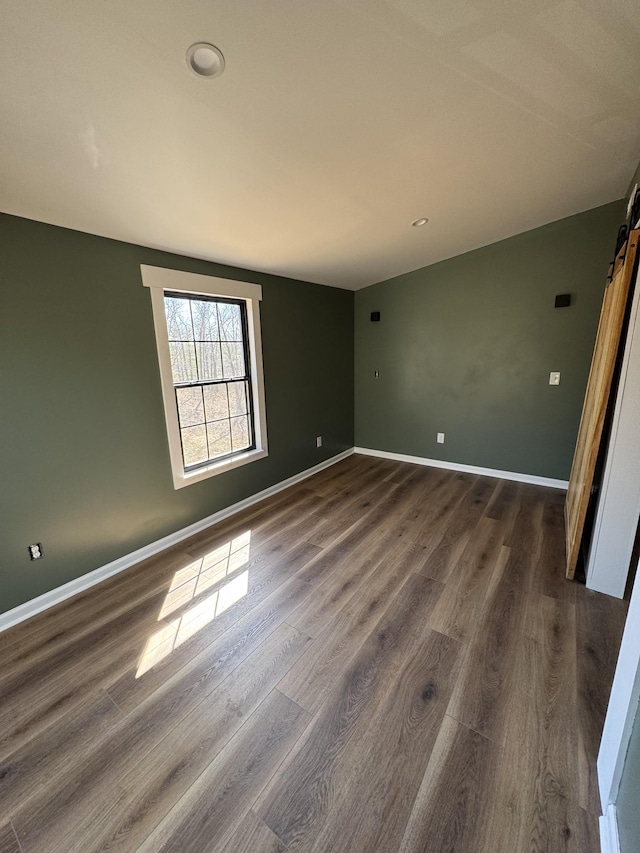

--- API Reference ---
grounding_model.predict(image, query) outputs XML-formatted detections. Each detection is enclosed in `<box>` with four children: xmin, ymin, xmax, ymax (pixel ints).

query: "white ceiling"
<box><xmin>1</xmin><ymin>0</ymin><xmax>639</xmax><ymax>289</ymax></box>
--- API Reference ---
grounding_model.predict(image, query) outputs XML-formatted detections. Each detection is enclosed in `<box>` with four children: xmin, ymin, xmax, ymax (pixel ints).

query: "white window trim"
<box><xmin>141</xmin><ymin>265</ymin><xmax>268</xmax><ymax>489</ymax></box>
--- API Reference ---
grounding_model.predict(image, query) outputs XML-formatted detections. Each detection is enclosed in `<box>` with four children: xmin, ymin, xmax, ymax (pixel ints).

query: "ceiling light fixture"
<box><xmin>411</xmin><ymin>218</ymin><xmax>429</xmax><ymax>227</ymax></box>
<box><xmin>186</xmin><ymin>42</ymin><xmax>225</xmax><ymax>78</ymax></box>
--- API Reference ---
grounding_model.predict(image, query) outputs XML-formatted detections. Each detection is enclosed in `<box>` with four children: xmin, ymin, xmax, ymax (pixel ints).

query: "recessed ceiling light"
<box><xmin>411</xmin><ymin>218</ymin><xmax>429</xmax><ymax>227</ymax></box>
<box><xmin>186</xmin><ymin>43</ymin><xmax>225</xmax><ymax>78</ymax></box>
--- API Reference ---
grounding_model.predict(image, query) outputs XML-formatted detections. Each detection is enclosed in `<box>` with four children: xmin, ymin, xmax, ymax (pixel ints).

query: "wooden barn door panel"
<box><xmin>565</xmin><ymin>230</ymin><xmax>639</xmax><ymax>579</ymax></box>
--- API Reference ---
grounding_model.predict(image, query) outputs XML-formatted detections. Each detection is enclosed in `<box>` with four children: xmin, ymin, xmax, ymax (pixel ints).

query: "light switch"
<box><xmin>549</xmin><ymin>372</ymin><xmax>561</xmax><ymax>386</ymax></box>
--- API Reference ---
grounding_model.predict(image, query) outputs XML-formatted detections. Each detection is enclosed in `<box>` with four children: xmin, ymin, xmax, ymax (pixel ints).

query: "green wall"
<box><xmin>355</xmin><ymin>201</ymin><xmax>624</xmax><ymax>480</ymax></box>
<box><xmin>0</xmin><ymin>199</ymin><xmax>626</xmax><ymax>615</ymax></box>
<box><xmin>0</xmin><ymin>214</ymin><xmax>354</xmax><ymax>615</ymax></box>
<box><xmin>618</xmin><ymin>705</ymin><xmax>640</xmax><ymax>853</ymax></box>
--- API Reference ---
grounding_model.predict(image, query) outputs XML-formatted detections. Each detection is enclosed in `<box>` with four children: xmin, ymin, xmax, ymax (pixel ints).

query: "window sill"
<box><xmin>173</xmin><ymin>447</ymin><xmax>268</xmax><ymax>490</ymax></box>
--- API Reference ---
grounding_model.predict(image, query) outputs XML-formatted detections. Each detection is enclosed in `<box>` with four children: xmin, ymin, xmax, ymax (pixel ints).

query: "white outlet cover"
<box><xmin>549</xmin><ymin>372</ymin><xmax>561</xmax><ymax>385</ymax></box>
<box><xmin>437</xmin><ymin>432</ymin><xmax>445</xmax><ymax>443</ymax></box>
<box><xmin>316</xmin><ymin>436</ymin><xmax>322</xmax><ymax>447</ymax></box>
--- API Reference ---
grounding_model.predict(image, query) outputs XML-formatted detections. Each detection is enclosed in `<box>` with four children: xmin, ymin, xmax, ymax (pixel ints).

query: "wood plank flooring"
<box><xmin>0</xmin><ymin>454</ymin><xmax>628</xmax><ymax>853</ymax></box>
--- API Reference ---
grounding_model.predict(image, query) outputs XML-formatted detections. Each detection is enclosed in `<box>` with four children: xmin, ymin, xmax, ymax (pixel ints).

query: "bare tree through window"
<box><xmin>164</xmin><ymin>292</ymin><xmax>254</xmax><ymax>469</ymax></box>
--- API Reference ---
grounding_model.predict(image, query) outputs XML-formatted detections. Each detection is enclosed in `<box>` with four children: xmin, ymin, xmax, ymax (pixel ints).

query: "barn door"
<box><xmin>565</xmin><ymin>230</ymin><xmax>639</xmax><ymax>579</ymax></box>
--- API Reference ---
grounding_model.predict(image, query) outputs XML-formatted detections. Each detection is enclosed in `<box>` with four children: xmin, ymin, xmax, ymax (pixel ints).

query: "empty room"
<box><xmin>2</xmin><ymin>2</ymin><xmax>640</xmax><ymax>852</ymax></box>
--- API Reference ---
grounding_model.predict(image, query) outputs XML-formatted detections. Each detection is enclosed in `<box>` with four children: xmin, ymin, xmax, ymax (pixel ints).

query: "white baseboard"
<box><xmin>600</xmin><ymin>805</ymin><xmax>621</xmax><ymax>853</ymax></box>
<box><xmin>0</xmin><ymin>444</ymin><xmax>566</xmax><ymax>634</ymax></box>
<box><xmin>0</xmin><ymin>449</ymin><xmax>354</xmax><ymax>634</ymax></box>
<box><xmin>353</xmin><ymin>447</ymin><xmax>569</xmax><ymax>490</ymax></box>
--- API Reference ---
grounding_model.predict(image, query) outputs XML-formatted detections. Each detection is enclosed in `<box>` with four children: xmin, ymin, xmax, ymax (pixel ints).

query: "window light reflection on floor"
<box><xmin>136</xmin><ymin>531</ymin><xmax>251</xmax><ymax>678</ymax></box>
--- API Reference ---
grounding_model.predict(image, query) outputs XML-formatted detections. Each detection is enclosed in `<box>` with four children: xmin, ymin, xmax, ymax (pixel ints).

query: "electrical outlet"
<box><xmin>549</xmin><ymin>372</ymin><xmax>561</xmax><ymax>386</ymax></box>
<box><xmin>28</xmin><ymin>543</ymin><xmax>44</xmax><ymax>560</ymax></box>
<box><xmin>316</xmin><ymin>435</ymin><xmax>322</xmax><ymax>448</ymax></box>
<box><xmin>437</xmin><ymin>433</ymin><xmax>445</xmax><ymax>444</ymax></box>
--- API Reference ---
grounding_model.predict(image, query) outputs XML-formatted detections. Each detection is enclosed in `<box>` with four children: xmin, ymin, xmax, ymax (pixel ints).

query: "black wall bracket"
<box><xmin>555</xmin><ymin>294</ymin><xmax>571</xmax><ymax>308</ymax></box>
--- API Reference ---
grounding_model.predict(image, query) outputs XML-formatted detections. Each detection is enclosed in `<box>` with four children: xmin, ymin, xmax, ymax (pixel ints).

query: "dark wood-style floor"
<box><xmin>0</xmin><ymin>454</ymin><xmax>628</xmax><ymax>852</ymax></box>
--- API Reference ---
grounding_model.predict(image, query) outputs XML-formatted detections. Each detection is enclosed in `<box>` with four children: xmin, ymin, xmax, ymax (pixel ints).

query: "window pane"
<box><xmin>196</xmin><ymin>342</ymin><xmax>223</xmax><ymax>381</ymax></box>
<box><xmin>203</xmin><ymin>384</ymin><xmax>229</xmax><ymax>421</ymax></box>
<box><xmin>164</xmin><ymin>297</ymin><xmax>194</xmax><ymax>341</ymax></box>
<box><xmin>228</xmin><ymin>381</ymin><xmax>248</xmax><ymax>417</ymax></box>
<box><xmin>169</xmin><ymin>341</ymin><xmax>197</xmax><ymax>383</ymax></box>
<box><xmin>191</xmin><ymin>299</ymin><xmax>219</xmax><ymax>341</ymax></box>
<box><xmin>181</xmin><ymin>425</ymin><xmax>208</xmax><ymax>467</ymax></box>
<box><xmin>230</xmin><ymin>415</ymin><xmax>250</xmax><ymax>451</ymax></box>
<box><xmin>207</xmin><ymin>420</ymin><xmax>232</xmax><ymax>457</ymax></box>
<box><xmin>218</xmin><ymin>302</ymin><xmax>242</xmax><ymax>341</ymax></box>
<box><xmin>176</xmin><ymin>386</ymin><xmax>204</xmax><ymax>428</ymax></box>
<box><xmin>221</xmin><ymin>342</ymin><xmax>245</xmax><ymax>378</ymax></box>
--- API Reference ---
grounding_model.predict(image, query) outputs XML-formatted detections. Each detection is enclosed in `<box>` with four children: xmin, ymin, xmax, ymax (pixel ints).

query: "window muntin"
<box><xmin>164</xmin><ymin>292</ymin><xmax>256</xmax><ymax>471</ymax></box>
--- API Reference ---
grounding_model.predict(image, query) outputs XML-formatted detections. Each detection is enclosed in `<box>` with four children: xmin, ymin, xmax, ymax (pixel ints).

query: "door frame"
<box><xmin>598</xmin><ymin>559</ymin><xmax>640</xmax><ymax>840</ymax></box>
<box><xmin>586</xmin><ymin>263</ymin><xmax>640</xmax><ymax>598</ymax></box>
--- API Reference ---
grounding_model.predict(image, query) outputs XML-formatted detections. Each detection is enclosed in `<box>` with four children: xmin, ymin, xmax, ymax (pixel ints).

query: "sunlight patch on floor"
<box><xmin>136</xmin><ymin>531</ymin><xmax>251</xmax><ymax>678</ymax></box>
<box><xmin>159</xmin><ymin>531</ymin><xmax>251</xmax><ymax>619</ymax></box>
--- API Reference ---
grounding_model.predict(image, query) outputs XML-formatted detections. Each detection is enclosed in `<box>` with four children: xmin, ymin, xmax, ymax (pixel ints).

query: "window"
<box><xmin>141</xmin><ymin>266</ymin><xmax>268</xmax><ymax>489</ymax></box>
